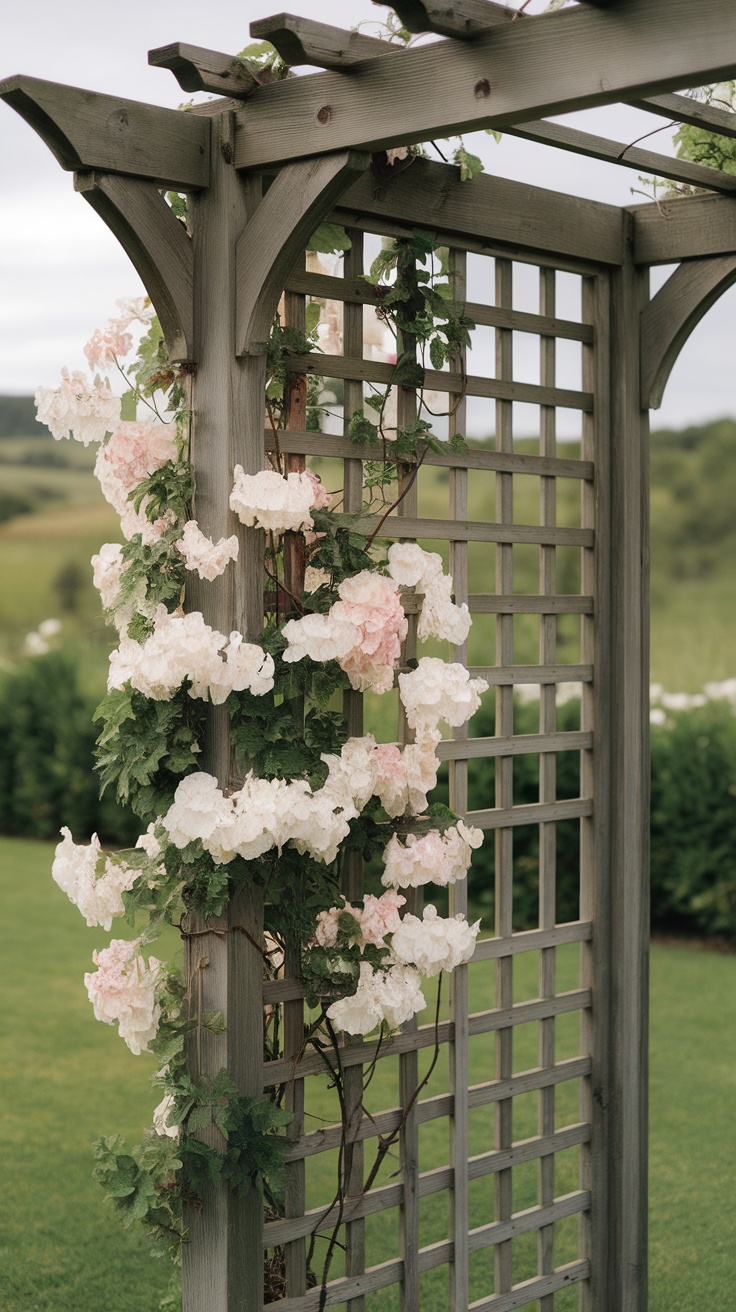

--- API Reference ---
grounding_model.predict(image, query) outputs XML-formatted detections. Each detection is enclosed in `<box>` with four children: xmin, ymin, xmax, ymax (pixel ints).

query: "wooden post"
<box><xmin>605</xmin><ymin>217</ymin><xmax>650</xmax><ymax>1311</ymax></box>
<box><xmin>182</xmin><ymin>110</ymin><xmax>266</xmax><ymax>1312</ymax></box>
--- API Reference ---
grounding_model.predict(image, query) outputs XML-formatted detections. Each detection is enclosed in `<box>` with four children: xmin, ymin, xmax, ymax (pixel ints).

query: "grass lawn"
<box><xmin>1</xmin><ymin>837</ymin><xmax>734</xmax><ymax>1310</ymax></box>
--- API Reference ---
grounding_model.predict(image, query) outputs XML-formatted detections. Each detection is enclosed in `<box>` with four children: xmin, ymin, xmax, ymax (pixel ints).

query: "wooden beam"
<box><xmin>148</xmin><ymin>42</ymin><xmax>259</xmax><ymax>98</ymax></box>
<box><xmin>0</xmin><ymin>74</ymin><xmax>209</xmax><ymax>189</ymax></box>
<box><xmin>507</xmin><ymin>117</ymin><xmax>736</xmax><ymax>196</ymax></box>
<box><xmin>233</xmin><ymin>0</ymin><xmax>736</xmax><ymax>169</ymax></box>
<box><xmin>249</xmin><ymin>14</ymin><xmax>390</xmax><ymax>67</ymax></box>
<box><xmin>236</xmin><ymin>150</ymin><xmax>370</xmax><ymax>355</ymax></box>
<box><xmin>631</xmin><ymin>91</ymin><xmax>736</xmax><ymax>140</ymax></box>
<box><xmin>630</xmin><ymin>192</ymin><xmax>736</xmax><ymax>263</ymax></box>
<box><xmin>375</xmin><ymin>0</ymin><xmax>513</xmax><ymax>38</ymax></box>
<box><xmin>74</xmin><ymin>171</ymin><xmax>194</xmax><ymax>362</ymax></box>
<box><xmin>335</xmin><ymin>157</ymin><xmax>623</xmax><ymax>266</ymax></box>
<box><xmin>640</xmin><ymin>254</ymin><xmax>736</xmax><ymax>408</ymax></box>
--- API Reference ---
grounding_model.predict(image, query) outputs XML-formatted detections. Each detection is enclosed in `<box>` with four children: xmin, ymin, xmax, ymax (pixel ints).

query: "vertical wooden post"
<box><xmin>605</xmin><ymin>218</ymin><xmax>650</xmax><ymax>1311</ymax></box>
<box><xmin>182</xmin><ymin>111</ymin><xmax>266</xmax><ymax>1312</ymax></box>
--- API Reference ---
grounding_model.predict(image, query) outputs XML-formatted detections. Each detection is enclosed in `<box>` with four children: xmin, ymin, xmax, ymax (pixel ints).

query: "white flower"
<box><xmin>52</xmin><ymin>827</ymin><xmax>139</xmax><ymax>931</ymax></box>
<box><xmin>38</xmin><ymin>618</ymin><xmax>62</xmax><ymax>638</ymax></box>
<box><xmin>24</xmin><ymin>631</ymin><xmax>49</xmax><ymax>656</ymax></box>
<box><xmin>304</xmin><ymin>566</ymin><xmax>331</xmax><ymax>593</ymax></box>
<box><xmin>107</xmin><ymin>606</ymin><xmax>274</xmax><ymax>703</ymax></box>
<box><xmin>153</xmin><ymin>1094</ymin><xmax>179</xmax><ymax>1139</ymax></box>
<box><xmin>381</xmin><ymin>820</ymin><xmax>483</xmax><ymax>889</ymax></box>
<box><xmin>284</xmin><ymin>571</ymin><xmax>407</xmax><ymax>695</ymax></box>
<box><xmin>327</xmin><ymin>961</ymin><xmax>426</xmax><ymax>1035</ymax></box>
<box><xmin>84</xmin><ymin>938</ymin><xmax>162</xmax><ymax>1055</ymax></box>
<box><xmin>320</xmin><ymin>732</ymin><xmax>440</xmax><ymax>819</ymax></box>
<box><xmin>399</xmin><ymin>658</ymin><xmax>487</xmax><ymax>735</ymax></box>
<box><xmin>91</xmin><ymin>543</ymin><xmax>152</xmax><ymax>635</ymax></box>
<box><xmin>389</xmin><ymin>903</ymin><xmax>480</xmax><ymax>976</ymax></box>
<box><xmin>229</xmin><ymin>468</ymin><xmax>328</xmax><ymax>534</ymax></box>
<box><xmin>175</xmin><ymin>520</ymin><xmax>239</xmax><ymax>582</ymax></box>
<box><xmin>35</xmin><ymin>368</ymin><xmax>121</xmax><ymax>445</ymax></box>
<box><xmin>387</xmin><ymin>542</ymin><xmax>443</xmax><ymax>589</ymax></box>
<box><xmin>282</xmin><ymin>611</ymin><xmax>359</xmax><ymax>665</ymax></box>
<box><xmin>387</xmin><ymin>543</ymin><xmax>471</xmax><ymax>646</ymax></box>
<box><xmin>161</xmin><ymin>773</ymin><xmax>231</xmax><ymax>850</ymax></box>
<box><xmin>94</xmin><ymin>420</ymin><xmax>178</xmax><ymax>543</ymax></box>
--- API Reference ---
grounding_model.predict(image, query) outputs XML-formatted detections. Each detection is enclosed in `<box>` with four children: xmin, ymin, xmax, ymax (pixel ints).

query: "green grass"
<box><xmin>2</xmin><ymin>838</ymin><xmax>735</xmax><ymax>1310</ymax></box>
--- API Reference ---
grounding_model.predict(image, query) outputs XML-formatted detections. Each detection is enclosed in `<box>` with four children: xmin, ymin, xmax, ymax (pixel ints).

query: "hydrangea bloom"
<box><xmin>112</xmin><ymin>296</ymin><xmax>154</xmax><ymax>332</ymax></box>
<box><xmin>175</xmin><ymin>520</ymin><xmax>239</xmax><ymax>581</ymax></box>
<box><xmin>387</xmin><ymin>543</ymin><xmax>471</xmax><ymax>646</ymax></box>
<box><xmin>229</xmin><ymin>468</ymin><xmax>329</xmax><ymax>534</ymax></box>
<box><xmin>359</xmin><ymin>890</ymin><xmax>406</xmax><ymax>948</ymax></box>
<box><xmin>321</xmin><ymin>732</ymin><xmax>440</xmax><ymax>819</ymax></box>
<box><xmin>284</xmin><ymin>571</ymin><xmax>408</xmax><ymax>695</ymax></box>
<box><xmin>389</xmin><ymin>904</ymin><xmax>480</xmax><ymax>976</ymax></box>
<box><xmin>52</xmin><ymin>827</ymin><xmax>139</xmax><ymax>930</ymax></box>
<box><xmin>399</xmin><ymin>658</ymin><xmax>487</xmax><ymax>736</ymax></box>
<box><xmin>107</xmin><ymin>606</ymin><xmax>275</xmax><ymax>703</ymax></box>
<box><xmin>327</xmin><ymin>961</ymin><xmax>426</xmax><ymax>1034</ymax></box>
<box><xmin>35</xmin><ymin>368</ymin><xmax>121</xmax><ymax>445</ymax></box>
<box><xmin>381</xmin><ymin>820</ymin><xmax>483</xmax><ymax>889</ymax></box>
<box><xmin>94</xmin><ymin>420</ymin><xmax>178</xmax><ymax>542</ymax></box>
<box><xmin>84</xmin><ymin>326</ymin><xmax>133</xmax><ymax>371</ymax></box>
<box><xmin>84</xmin><ymin>938</ymin><xmax>162</xmax><ymax>1054</ymax></box>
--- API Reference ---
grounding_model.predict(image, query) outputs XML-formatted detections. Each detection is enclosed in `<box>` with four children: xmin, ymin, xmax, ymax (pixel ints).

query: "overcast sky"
<box><xmin>1</xmin><ymin>0</ymin><xmax>735</xmax><ymax>433</ymax></box>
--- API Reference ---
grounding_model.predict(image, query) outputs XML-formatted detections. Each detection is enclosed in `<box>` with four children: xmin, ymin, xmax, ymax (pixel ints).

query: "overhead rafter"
<box><xmin>0</xmin><ymin>74</ymin><xmax>209</xmax><ymax>189</ymax></box>
<box><xmin>148</xmin><ymin>43</ymin><xmax>260</xmax><ymax>99</ymax></box>
<box><xmin>374</xmin><ymin>0</ymin><xmax>513</xmax><ymax>38</ymax></box>
<box><xmin>629</xmin><ymin>91</ymin><xmax>736</xmax><ymax>140</ymax></box>
<box><xmin>249</xmin><ymin>15</ymin><xmax>391</xmax><ymax>67</ymax></box>
<box><xmin>506</xmin><ymin>117</ymin><xmax>736</xmax><ymax>195</ymax></box>
<box><xmin>232</xmin><ymin>0</ymin><xmax>736</xmax><ymax>169</ymax></box>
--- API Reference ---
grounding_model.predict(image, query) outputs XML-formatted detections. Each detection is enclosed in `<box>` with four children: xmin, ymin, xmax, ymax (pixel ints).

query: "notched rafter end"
<box><xmin>148</xmin><ymin>41</ymin><xmax>259</xmax><ymax>99</ymax></box>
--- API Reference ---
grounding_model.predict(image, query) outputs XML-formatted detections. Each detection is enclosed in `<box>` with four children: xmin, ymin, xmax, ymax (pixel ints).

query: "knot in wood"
<box><xmin>474</xmin><ymin>79</ymin><xmax>491</xmax><ymax>100</ymax></box>
<box><xmin>317</xmin><ymin>104</ymin><xmax>332</xmax><ymax>125</ymax></box>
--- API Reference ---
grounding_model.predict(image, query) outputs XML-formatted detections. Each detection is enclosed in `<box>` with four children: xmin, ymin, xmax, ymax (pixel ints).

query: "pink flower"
<box><xmin>84</xmin><ymin>938</ymin><xmax>162</xmax><ymax>1054</ymax></box>
<box><xmin>303</xmin><ymin>467</ymin><xmax>331</xmax><ymax>510</ymax></box>
<box><xmin>359</xmin><ymin>890</ymin><xmax>405</xmax><ymax>948</ymax></box>
<box><xmin>84</xmin><ymin>327</ymin><xmax>133</xmax><ymax>370</ymax></box>
<box><xmin>331</xmin><ymin>571</ymin><xmax>408</xmax><ymax>695</ymax></box>
<box><xmin>94</xmin><ymin>420</ymin><xmax>178</xmax><ymax>541</ymax></box>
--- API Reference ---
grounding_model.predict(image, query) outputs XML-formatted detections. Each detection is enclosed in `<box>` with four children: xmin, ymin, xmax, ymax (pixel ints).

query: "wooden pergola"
<box><xmin>4</xmin><ymin>2</ymin><xmax>736</xmax><ymax>1309</ymax></box>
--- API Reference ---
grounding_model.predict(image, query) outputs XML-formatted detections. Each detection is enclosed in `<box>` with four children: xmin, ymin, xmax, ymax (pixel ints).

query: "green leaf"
<box><xmin>307</xmin><ymin>222</ymin><xmax>352</xmax><ymax>254</ymax></box>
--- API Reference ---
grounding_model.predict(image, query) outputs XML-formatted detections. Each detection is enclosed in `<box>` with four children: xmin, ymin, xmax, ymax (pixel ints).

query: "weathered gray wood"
<box><xmin>467</xmin><ymin>1261</ymin><xmax>590</xmax><ymax>1312</ymax></box>
<box><xmin>233</xmin><ymin>0</ymin><xmax>736</xmax><ymax>167</ymax></box>
<box><xmin>376</xmin><ymin>0</ymin><xmax>513</xmax><ymax>37</ymax></box>
<box><xmin>468</xmin><ymin>662</ymin><xmax>593</xmax><ymax>684</ymax></box>
<box><xmin>266</xmin><ymin>428</ymin><xmax>594</xmax><ymax>480</ymax></box>
<box><xmin>469</xmin><ymin>797</ymin><xmax>593</xmax><ymax>830</ymax></box>
<box><xmin>250</xmin><ymin>14</ymin><xmax>391</xmax><ymax>68</ymax></box>
<box><xmin>235</xmin><ymin>151</ymin><xmax>369</xmax><ymax>355</ymax></box>
<box><xmin>326</xmin><ymin>161</ymin><xmax>624</xmax><ymax>267</ymax></box>
<box><xmin>631</xmin><ymin>193</ymin><xmax>736</xmax><ymax>264</ymax></box>
<box><xmin>283</xmin><ymin>349</ymin><xmax>593</xmax><ymax>410</ymax></box>
<box><xmin>285</xmin><ymin>266</ymin><xmax>594</xmax><ymax>341</ymax></box>
<box><xmin>640</xmin><ymin>254</ymin><xmax>736</xmax><ymax>408</ymax></box>
<box><xmin>181</xmin><ymin>115</ymin><xmax>265</xmax><ymax>1312</ymax></box>
<box><xmin>466</xmin><ymin>595</ymin><xmax>594</xmax><ymax>612</ymax></box>
<box><xmin>0</xmin><ymin>75</ymin><xmax>209</xmax><ymax>188</ymax></box>
<box><xmin>74</xmin><ymin>170</ymin><xmax>194</xmax><ymax>362</ymax></box>
<box><xmin>357</xmin><ymin>516</ymin><xmax>594</xmax><ymax>548</ymax></box>
<box><xmin>148</xmin><ymin>42</ymin><xmax>260</xmax><ymax>98</ymax></box>
<box><xmin>508</xmin><ymin>116</ymin><xmax>736</xmax><ymax>196</ymax></box>
<box><xmin>468</xmin><ymin>1190</ymin><xmax>590</xmax><ymax>1254</ymax></box>
<box><xmin>605</xmin><ymin>220</ymin><xmax>649</xmax><ymax>1310</ymax></box>
<box><xmin>631</xmin><ymin>90</ymin><xmax>736</xmax><ymax>139</ymax></box>
<box><xmin>436</xmin><ymin>730</ymin><xmax>592</xmax><ymax>762</ymax></box>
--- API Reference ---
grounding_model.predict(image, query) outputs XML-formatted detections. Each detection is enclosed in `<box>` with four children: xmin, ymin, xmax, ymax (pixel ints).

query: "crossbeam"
<box><xmin>233</xmin><ymin>0</ymin><xmax>736</xmax><ymax>169</ymax></box>
<box><xmin>375</xmin><ymin>0</ymin><xmax>513</xmax><ymax>38</ymax></box>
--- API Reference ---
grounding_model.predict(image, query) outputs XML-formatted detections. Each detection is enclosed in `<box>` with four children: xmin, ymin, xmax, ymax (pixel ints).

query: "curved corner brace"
<box><xmin>75</xmin><ymin>171</ymin><xmax>194</xmax><ymax>362</ymax></box>
<box><xmin>0</xmin><ymin>75</ymin><xmax>209</xmax><ymax>190</ymax></box>
<box><xmin>641</xmin><ymin>254</ymin><xmax>736</xmax><ymax>409</ymax></box>
<box><xmin>235</xmin><ymin>150</ymin><xmax>371</xmax><ymax>358</ymax></box>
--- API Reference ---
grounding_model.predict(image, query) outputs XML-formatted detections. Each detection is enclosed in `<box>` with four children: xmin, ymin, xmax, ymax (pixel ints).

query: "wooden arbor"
<box><xmin>4</xmin><ymin>2</ymin><xmax>736</xmax><ymax>1308</ymax></box>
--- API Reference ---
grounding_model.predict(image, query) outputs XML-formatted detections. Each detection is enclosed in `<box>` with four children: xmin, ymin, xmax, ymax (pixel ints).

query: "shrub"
<box><xmin>0</xmin><ymin>650</ymin><xmax>138</xmax><ymax>845</ymax></box>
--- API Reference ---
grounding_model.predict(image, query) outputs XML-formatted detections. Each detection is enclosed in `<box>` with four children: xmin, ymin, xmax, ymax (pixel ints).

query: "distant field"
<box><xmin>2</xmin><ymin>837</ymin><xmax>734</xmax><ymax>1311</ymax></box>
<box><xmin>1</xmin><ymin>422</ymin><xmax>736</xmax><ymax>692</ymax></box>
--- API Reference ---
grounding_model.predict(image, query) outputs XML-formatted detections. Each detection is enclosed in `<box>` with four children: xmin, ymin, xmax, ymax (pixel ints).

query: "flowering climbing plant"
<box><xmin>41</xmin><ymin>231</ymin><xmax>487</xmax><ymax>1287</ymax></box>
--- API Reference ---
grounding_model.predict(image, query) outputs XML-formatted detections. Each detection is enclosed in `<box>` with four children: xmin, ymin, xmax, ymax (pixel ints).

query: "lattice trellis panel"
<box><xmin>259</xmin><ymin>214</ymin><xmax>608</xmax><ymax>1312</ymax></box>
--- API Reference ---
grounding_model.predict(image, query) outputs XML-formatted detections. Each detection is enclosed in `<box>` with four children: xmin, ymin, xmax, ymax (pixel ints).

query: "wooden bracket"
<box><xmin>0</xmin><ymin>74</ymin><xmax>209</xmax><ymax>189</ymax></box>
<box><xmin>148</xmin><ymin>43</ymin><xmax>260</xmax><ymax>99</ymax></box>
<box><xmin>640</xmin><ymin>254</ymin><xmax>736</xmax><ymax>408</ymax></box>
<box><xmin>235</xmin><ymin>150</ymin><xmax>370</xmax><ymax>357</ymax></box>
<box><xmin>249</xmin><ymin>14</ymin><xmax>392</xmax><ymax>68</ymax></box>
<box><xmin>75</xmin><ymin>171</ymin><xmax>194</xmax><ymax>362</ymax></box>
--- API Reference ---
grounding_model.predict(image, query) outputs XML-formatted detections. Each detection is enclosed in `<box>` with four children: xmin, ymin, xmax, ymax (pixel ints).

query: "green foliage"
<box><xmin>307</xmin><ymin>223</ymin><xmax>352</xmax><ymax>254</ymax></box>
<box><xmin>674</xmin><ymin>82</ymin><xmax>736</xmax><ymax>176</ymax></box>
<box><xmin>650</xmin><ymin>419</ymin><xmax>736</xmax><ymax>578</ymax></box>
<box><xmin>118</xmin><ymin>529</ymin><xmax>186</xmax><ymax>615</ymax></box>
<box><xmin>92</xmin><ymin>1132</ymin><xmax>186</xmax><ymax>1259</ymax></box>
<box><xmin>94</xmin><ymin>686</ymin><xmax>206</xmax><ymax>821</ymax></box>
<box><xmin>0</xmin><ymin>650</ymin><xmax>137</xmax><ymax>844</ymax></box>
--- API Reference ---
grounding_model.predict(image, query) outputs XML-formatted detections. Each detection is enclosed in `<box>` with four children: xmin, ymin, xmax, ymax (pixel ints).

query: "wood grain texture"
<box><xmin>640</xmin><ymin>254</ymin><xmax>736</xmax><ymax>408</ymax></box>
<box><xmin>249</xmin><ymin>14</ymin><xmax>389</xmax><ymax>67</ymax></box>
<box><xmin>631</xmin><ymin>192</ymin><xmax>736</xmax><ymax>264</ymax></box>
<box><xmin>381</xmin><ymin>0</ymin><xmax>513</xmax><ymax>37</ymax></box>
<box><xmin>74</xmin><ymin>170</ymin><xmax>194</xmax><ymax>362</ymax></box>
<box><xmin>0</xmin><ymin>75</ymin><xmax>209</xmax><ymax>188</ymax></box>
<box><xmin>631</xmin><ymin>90</ymin><xmax>736</xmax><ymax>139</ymax></box>
<box><xmin>467</xmin><ymin>1260</ymin><xmax>590</xmax><ymax>1312</ymax></box>
<box><xmin>436</xmin><ymin>730</ymin><xmax>592</xmax><ymax>761</ymax></box>
<box><xmin>286</xmin><ymin>161</ymin><xmax>623</xmax><ymax>267</ymax></box>
<box><xmin>508</xmin><ymin>115</ymin><xmax>736</xmax><ymax>195</ymax></box>
<box><xmin>355</xmin><ymin>516</ymin><xmax>594</xmax><ymax>547</ymax></box>
<box><xmin>148</xmin><ymin>42</ymin><xmax>259</xmax><ymax>98</ymax></box>
<box><xmin>233</xmin><ymin>0</ymin><xmax>736</xmax><ymax>167</ymax></box>
<box><xmin>235</xmin><ymin>151</ymin><xmax>370</xmax><ymax>354</ymax></box>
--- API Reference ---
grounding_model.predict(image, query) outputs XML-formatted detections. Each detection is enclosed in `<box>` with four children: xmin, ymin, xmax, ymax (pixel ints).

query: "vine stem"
<box><xmin>364</xmin><ymin>443</ymin><xmax>430</xmax><ymax>549</ymax></box>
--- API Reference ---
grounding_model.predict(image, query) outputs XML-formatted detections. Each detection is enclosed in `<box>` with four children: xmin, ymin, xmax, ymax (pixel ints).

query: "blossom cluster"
<box><xmin>387</xmin><ymin>542</ymin><xmax>471</xmax><ymax>646</ymax></box>
<box><xmin>108</xmin><ymin>605</ymin><xmax>275</xmax><ymax>704</ymax></box>
<box><xmin>321</xmin><ymin>733</ymin><xmax>441</xmax><ymax>818</ymax></box>
<box><xmin>381</xmin><ymin>820</ymin><xmax>483</xmax><ymax>889</ymax></box>
<box><xmin>35</xmin><ymin>368</ymin><xmax>121</xmax><ymax>446</ymax></box>
<box><xmin>84</xmin><ymin>938</ymin><xmax>162</xmax><ymax>1055</ymax></box>
<box><xmin>229</xmin><ymin>467</ymin><xmax>329</xmax><ymax>535</ymax></box>
<box><xmin>283</xmin><ymin>570</ymin><xmax>408</xmax><ymax>694</ymax></box>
